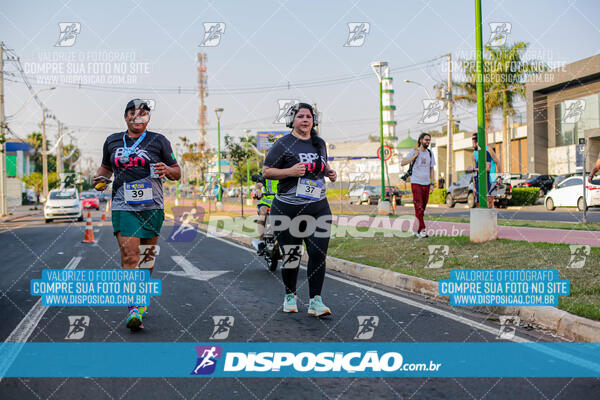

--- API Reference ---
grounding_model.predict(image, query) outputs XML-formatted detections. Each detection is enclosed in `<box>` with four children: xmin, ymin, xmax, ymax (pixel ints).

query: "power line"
<box><xmin>10</xmin><ymin>58</ymin><xmax>443</xmax><ymax>95</ymax></box>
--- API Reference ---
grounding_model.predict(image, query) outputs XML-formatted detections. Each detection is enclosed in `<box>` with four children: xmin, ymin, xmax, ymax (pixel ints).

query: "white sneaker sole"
<box><xmin>283</xmin><ymin>300</ymin><xmax>298</xmax><ymax>313</ymax></box>
<box><xmin>308</xmin><ymin>308</ymin><xmax>331</xmax><ymax>317</ymax></box>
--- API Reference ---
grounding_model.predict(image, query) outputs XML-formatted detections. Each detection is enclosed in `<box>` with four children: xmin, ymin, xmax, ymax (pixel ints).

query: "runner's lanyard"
<box><xmin>120</xmin><ymin>131</ymin><xmax>146</xmax><ymax>163</ymax></box>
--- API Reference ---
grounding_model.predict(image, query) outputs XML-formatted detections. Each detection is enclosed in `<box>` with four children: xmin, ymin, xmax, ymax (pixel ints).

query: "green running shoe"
<box><xmin>308</xmin><ymin>295</ymin><xmax>331</xmax><ymax>317</ymax></box>
<box><xmin>126</xmin><ymin>307</ymin><xmax>143</xmax><ymax>331</ymax></box>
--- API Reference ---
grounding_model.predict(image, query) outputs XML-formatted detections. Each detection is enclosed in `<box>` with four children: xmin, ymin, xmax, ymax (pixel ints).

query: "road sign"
<box><xmin>256</xmin><ymin>131</ymin><xmax>289</xmax><ymax>150</ymax></box>
<box><xmin>377</xmin><ymin>145</ymin><xmax>393</xmax><ymax>161</ymax></box>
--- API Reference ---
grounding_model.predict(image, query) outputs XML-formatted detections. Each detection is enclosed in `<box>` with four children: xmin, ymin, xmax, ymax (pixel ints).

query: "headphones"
<box><xmin>284</xmin><ymin>103</ymin><xmax>319</xmax><ymax>128</ymax></box>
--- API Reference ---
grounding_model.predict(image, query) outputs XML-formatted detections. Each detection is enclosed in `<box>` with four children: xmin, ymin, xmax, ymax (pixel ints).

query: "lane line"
<box><xmin>197</xmin><ymin>230</ymin><xmax>600</xmax><ymax>373</ymax></box>
<box><xmin>197</xmin><ymin>230</ymin><xmax>519</xmax><ymax>340</ymax></box>
<box><xmin>0</xmin><ymin>256</ymin><xmax>82</xmax><ymax>382</ymax></box>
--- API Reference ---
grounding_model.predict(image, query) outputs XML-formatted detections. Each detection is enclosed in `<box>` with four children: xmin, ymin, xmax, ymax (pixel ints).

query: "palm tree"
<box><xmin>455</xmin><ymin>42</ymin><xmax>547</xmax><ymax>173</ymax></box>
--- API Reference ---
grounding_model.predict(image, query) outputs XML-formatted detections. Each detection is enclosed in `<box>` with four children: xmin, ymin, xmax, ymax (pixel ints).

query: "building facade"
<box><xmin>526</xmin><ymin>54</ymin><xmax>600</xmax><ymax>174</ymax></box>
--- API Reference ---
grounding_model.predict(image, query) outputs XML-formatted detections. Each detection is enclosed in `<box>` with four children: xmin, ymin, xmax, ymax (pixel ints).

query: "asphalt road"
<box><xmin>1</xmin><ymin>212</ymin><xmax>598</xmax><ymax>399</ymax></box>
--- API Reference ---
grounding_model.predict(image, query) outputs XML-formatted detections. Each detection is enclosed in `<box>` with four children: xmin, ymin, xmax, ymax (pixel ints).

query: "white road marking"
<box><xmin>197</xmin><ymin>229</ymin><xmax>600</xmax><ymax>373</ymax></box>
<box><xmin>161</xmin><ymin>256</ymin><xmax>230</xmax><ymax>281</ymax></box>
<box><xmin>0</xmin><ymin>257</ymin><xmax>82</xmax><ymax>382</ymax></box>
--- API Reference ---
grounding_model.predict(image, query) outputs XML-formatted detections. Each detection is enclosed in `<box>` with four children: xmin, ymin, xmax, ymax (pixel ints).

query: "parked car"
<box><xmin>518</xmin><ymin>175</ymin><xmax>554</xmax><ymax>197</ymax></box>
<box><xmin>348</xmin><ymin>185</ymin><xmax>380</xmax><ymax>205</ymax></box>
<box><xmin>552</xmin><ymin>173</ymin><xmax>578</xmax><ymax>189</ymax></box>
<box><xmin>80</xmin><ymin>192</ymin><xmax>100</xmax><ymax>210</ymax></box>
<box><xmin>445</xmin><ymin>172</ymin><xmax>512</xmax><ymax>208</ymax></box>
<box><xmin>44</xmin><ymin>188</ymin><xmax>83</xmax><ymax>223</ymax></box>
<box><xmin>545</xmin><ymin>176</ymin><xmax>600</xmax><ymax>211</ymax></box>
<box><xmin>384</xmin><ymin>186</ymin><xmax>402</xmax><ymax>205</ymax></box>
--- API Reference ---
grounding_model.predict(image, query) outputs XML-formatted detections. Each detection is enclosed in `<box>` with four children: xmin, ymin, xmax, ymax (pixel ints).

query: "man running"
<box><xmin>94</xmin><ymin>99</ymin><xmax>181</xmax><ymax>331</ymax></box>
<box><xmin>254</xmin><ymin>174</ymin><xmax>278</xmax><ymax>255</ymax></box>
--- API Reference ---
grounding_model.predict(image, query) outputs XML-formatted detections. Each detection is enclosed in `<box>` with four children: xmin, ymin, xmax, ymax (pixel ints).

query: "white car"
<box><xmin>44</xmin><ymin>188</ymin><xmax>84</xmax><ymax>223</ymax></box>
<box><xmin>545</xmin><ymin>176</ymin><xmax>600</xmax><ymax>211</ymax></box>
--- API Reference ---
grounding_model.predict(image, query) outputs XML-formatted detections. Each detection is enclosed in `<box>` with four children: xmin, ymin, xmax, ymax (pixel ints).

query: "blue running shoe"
<box><xmin>308</xmin><ymin>296</ymin><xmax>331</xmax><ymax>317</ymax></box>
<box><xmin>282</xmin><ymin>294</ymin><xmax>298</xmax><ymax>313</ymax></box>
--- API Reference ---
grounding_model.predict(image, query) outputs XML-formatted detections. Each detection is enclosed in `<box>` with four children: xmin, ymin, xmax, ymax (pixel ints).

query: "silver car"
<box><xmin>348</xmin><ymin>185</ymin><xmax>380</xmax><ymax>205</ymax></box>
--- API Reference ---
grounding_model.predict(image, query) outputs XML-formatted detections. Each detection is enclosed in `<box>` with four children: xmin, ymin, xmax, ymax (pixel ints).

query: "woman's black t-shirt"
<box><xmin>264</xmin><ymin>133</ymin><xmax>328</xmax><ymax>204</ymax></box>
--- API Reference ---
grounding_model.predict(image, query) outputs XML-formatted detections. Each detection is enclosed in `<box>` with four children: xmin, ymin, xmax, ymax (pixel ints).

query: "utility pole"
<box><xmin>445</xmin><ymin>53</ymin><xmax>453</xmax><ymax>186</ymax></box>
<box><xmin>0</xmin><ymin>43</ymin><xmax>7</xmax><ymax>216</ymax></box>
<box><xmin>198</xmin><ymin>53</ymin><xmax>207</xmax><ymax>184</ymax></box>
<box><xmin>42</xmin><ymin>110</ymin><xmax>48</xmax><ymax>200</ymax></box>
<box><xmin>57</xmin><ymin>121</ymin><xmax>63</xmax><ymax>176</ymax></box>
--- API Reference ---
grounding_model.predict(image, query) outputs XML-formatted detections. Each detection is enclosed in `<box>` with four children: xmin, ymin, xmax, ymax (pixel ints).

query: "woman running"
<box><xmin>262</xmin><ymin>103</ymin><xmax>337</xmax><ymax>317</ymax></box>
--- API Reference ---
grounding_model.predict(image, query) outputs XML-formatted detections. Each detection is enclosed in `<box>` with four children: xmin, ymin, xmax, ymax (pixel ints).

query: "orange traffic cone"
<box><xmin>101</xmin><ymin>201</ymin><xmax>109</xmax><ymax>221</ymax></box>
<box><xmin>82</xmin><ymin>211</ymin><xmax>95</xmax><ymax>243</ymax></box>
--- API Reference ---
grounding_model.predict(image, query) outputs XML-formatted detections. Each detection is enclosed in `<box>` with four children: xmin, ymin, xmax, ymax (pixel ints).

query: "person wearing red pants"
<box><xmin>401</xmin><ymin>133</ymin><xmax>436</xmax><ymax>238</ymax></box>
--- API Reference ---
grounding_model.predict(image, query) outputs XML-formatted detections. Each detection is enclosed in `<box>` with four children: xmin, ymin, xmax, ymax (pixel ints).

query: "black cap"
<box><xmin>124</xmin><ymin>99</ymin><xmax>151</xmax><ymax>113</ymax></box>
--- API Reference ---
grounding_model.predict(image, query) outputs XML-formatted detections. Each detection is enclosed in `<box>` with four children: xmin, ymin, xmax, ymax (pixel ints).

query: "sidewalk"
<box><xmin>332</xmin><ymin>215</ymin><xmax>600</xmax><ymax>247</ymax></box>
<box><xmin>0</xmin><ymin>204</ymin><xmax>42</xmax><ymax>223</ymax></box>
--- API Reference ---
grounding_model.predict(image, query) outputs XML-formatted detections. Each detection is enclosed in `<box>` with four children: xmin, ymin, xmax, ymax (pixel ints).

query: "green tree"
<box><xmin>21</xmin><ymin>172</ymin><xmax>60</xmax><ymax>203</ymax></box>
<box><xmin>224</xmin><ymin>135</ymin><xmax>254</xmax><ymax>217</ymax></box>
<box><xmin>455</xmin><ymin>41</ymin><xmax>547</xmax><ymax>173</ymax></box>
<box><xmin>62</xmin><ymin>143</ymin><xmax>80</xmax><ymax>172</ymax></box>
<box><xmin>179</xmin><ymin>136</ymin><xmax>214</xmax><ymax>191</ymax></box>
<box><xmin>26</xmin><ymin>132</ymin><xmax>57</xmax><ymax>173</ymax></box>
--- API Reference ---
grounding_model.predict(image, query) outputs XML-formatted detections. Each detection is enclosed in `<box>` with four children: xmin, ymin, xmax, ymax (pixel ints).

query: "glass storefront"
<box><xmin>555</xmin><ymin>92</ymin><xmax>600</xmax><ymax>146</ymax></box>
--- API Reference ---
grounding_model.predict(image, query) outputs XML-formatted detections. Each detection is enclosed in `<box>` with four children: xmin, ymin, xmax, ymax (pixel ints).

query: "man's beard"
<box><xmin>422</xmin><ymin>143</ymin><xmax>429</xmax><ymax>149</ymax></box>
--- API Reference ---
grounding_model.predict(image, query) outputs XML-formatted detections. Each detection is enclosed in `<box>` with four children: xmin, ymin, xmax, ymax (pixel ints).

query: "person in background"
<box><xmin>401</xmin><ymin>132</ymin><xmax>435</xmax><ymax>238</ymax></box>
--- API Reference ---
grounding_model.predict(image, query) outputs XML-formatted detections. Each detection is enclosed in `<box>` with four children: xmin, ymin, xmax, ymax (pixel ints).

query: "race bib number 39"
<box><xmin>124</xmin><ymin>182</ymin><xmax>153</xmax><ymax>204</ymax></box>
<box><xmin>296</xmin><ymin>178</ymin><xmax>322</xmax><ymax>200</ymax></box>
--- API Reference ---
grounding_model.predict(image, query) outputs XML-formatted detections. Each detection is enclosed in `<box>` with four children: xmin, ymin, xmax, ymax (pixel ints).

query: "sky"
<box><xmin>2</xmin><ymin>0</ymin><xmax>600</xmax><ymax>167</ymax></box>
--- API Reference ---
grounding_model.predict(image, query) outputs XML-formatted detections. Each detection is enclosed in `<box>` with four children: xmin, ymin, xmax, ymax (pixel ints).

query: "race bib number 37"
<box><xmin>296</xmin><ymin>178</ymin><xmax>323</xmax><ymax>200</ymax></box>
<box><xmin>124</xmin><ymin>182</ymin><xmax>153</xmax><ymax>204</ymax></box>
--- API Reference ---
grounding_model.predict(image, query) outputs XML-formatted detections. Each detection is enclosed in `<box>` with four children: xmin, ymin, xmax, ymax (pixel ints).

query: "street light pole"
<box><xmin>0</xmin><ymin>44</ymin><xmax>6</xmax><ymax>216</ymax></box>
<box><xmin>214</xmin><ymin>108</ymin><xmax>224</xmax><ymax>210</ymax></box>
<box><xmin>475</xmin><ymin>0</ymin><xmax>488</xmax><ymax>208</ymax></box>
<box><xmin>371</xmin><ymin>61</ymin><xmax>391</xmax><ymax>215</ymax></box>
<box><xmin>244</xmin><ymin>129</ymin><xmax>251</xmax><ymax>201</ymax></box>
<box><xmin>42</xmin><ymin>110</ymin><xmax>48</xmax><ymax>200</ymax></box>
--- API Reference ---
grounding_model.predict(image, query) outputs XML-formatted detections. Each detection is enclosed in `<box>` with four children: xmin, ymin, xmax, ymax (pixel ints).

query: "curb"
<box><xmin>166</xmin><ymin>213</ymin><xmax>600</xmax><ymax>342</ymax></box>
<box><xmin>0</xmin><ymin>211</ymin><xmax>40</xmax><ymax>223</ymax></box>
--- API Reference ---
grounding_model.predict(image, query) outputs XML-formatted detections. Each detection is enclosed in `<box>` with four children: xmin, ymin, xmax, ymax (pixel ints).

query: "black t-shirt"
<box><xmin>101</xmin><ymin>130</ymin><xmax>177</xmax><ymax>211</ymax></box>
<box><xmin>264</xmin><ymin>133</ymin><xmax>328</xmax><ymax>204</ymax></box>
